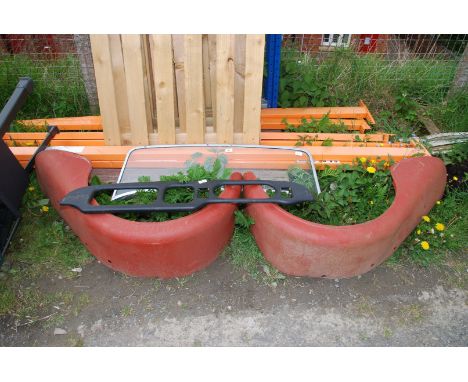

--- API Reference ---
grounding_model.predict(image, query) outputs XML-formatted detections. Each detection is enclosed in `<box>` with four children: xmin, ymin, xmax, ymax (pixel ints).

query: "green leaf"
<box><xmin>90</xmin><ymin>175</ymin><xmax>102</xmax><ymax>185</ymax></box>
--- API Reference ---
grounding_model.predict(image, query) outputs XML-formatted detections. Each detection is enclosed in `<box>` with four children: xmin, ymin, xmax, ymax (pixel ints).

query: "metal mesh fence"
<box><xmin>279</xmin><ymin>34</ymin><xmax>468</xmax><ymax>109</ymax></box>
<box><xmin>0</xmin><ymin>34</ymin><xmax>98</xmax><ymax>119</ymax></box>
<box><xmin>1</xmin><ymin>34</ymin><xmax>467</xmax><ymax>122</ymax></box>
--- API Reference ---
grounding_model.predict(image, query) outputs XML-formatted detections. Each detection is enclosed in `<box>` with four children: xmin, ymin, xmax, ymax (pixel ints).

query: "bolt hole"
<box><xmin>107</xmin><ymin>259</ymin><xmax>112</xmax><ymax>264</ymax></box>
<box><xmin>321</xmin><ymin>274</ymin><xmax>326</xmax><ymax>278</ymax></box>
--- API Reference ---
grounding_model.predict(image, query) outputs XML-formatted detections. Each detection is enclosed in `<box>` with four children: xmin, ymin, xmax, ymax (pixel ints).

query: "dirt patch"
<box><xmin>0</xmin><ymin>254</ymin><xmax>466</xmax><ymax>346</ymax></box>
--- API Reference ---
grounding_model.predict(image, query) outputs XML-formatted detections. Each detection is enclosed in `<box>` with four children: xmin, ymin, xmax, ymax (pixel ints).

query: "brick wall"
<box><xmin>283</xmin><ymin>34</ymin><xmax>390</xmax><ymax>55</ymax></box>
<box><xmin>0</xmin><ymin>34</ymin><xmax>76</xmax><ymax>57</ymax></box>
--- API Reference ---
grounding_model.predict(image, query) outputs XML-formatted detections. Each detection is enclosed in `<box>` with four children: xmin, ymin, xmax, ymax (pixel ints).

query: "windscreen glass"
<box><xmin>114</xmin><ymin>145</ymin><xmax>320</xmax><ymax>200</ymax></box>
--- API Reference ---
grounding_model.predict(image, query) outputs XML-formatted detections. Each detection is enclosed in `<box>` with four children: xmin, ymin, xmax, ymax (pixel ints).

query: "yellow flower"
<box><xmin>369</xmin><ymin>200</ymin><xmax>374</xmax><ymax>205</ymax></box>
<box><xmin>436</xmin><ymin>200</ymin><xmax>441</xmax><ymax>205</ymax></box>
<box><xmin>453</xmin><ymin>176</ymin><xmax>458</xmax><ymax>181</ymax></box>
<box><xmin>421</xmin><ymin>241</ymin><xmax>430</xmax><ymax>250</ymax></box>
<box><xmin>417</xmin><ymin>229</ymin><xmax>421</xmax><ymax>235</ymax></box>
<box><xmin>359</xmin><ymin>157</ymin><xmax>367</xmax><ymax>164</ymax></box>
<box><xmin>435</xmin><ymin>223</ymin><xmax>445</xmax><ymax>231</ymax></box>
<box><xmin>41</xmin><ymin>206</ymin><xmax>49</xmax><ymax>213</ymax></box>
<box><xmin>366</xmin><ymin>166</ymin><xmax>376</xmax><ymax>174</ymax></box>
<box><xmin>371</xmin><ymin>159</ymin><xmax>376</xmax><ymax>164</ymax></box>
<box><xmin>28</xmin><ymin>186</ymin><xmax>35</xmax><ymax>192</ymax></box>
<box><xmin>422</xmin><ymin>215</ymin><xmax>430</xmax><ymax>223</ymax></box>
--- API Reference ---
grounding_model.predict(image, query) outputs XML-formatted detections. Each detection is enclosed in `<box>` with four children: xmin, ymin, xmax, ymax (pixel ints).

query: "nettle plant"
<box><xmin>286</xmin><ymin>157</ymin><xmax>395</xmax><ymax>226</ymax></box>
<box><xmin>93</xmin><ymin>155</ymin><xmax>231</xmax><ymax>222</ymax></box>
<box><xmin>394</xmin><ymin>92</ymin><xmax>419</xmax><ymax>124</ymax></box>
<box><xmin>438</xmin><ymin>142</ymin><xmax>468</xmax><ymax>166</ymax></box>
<box><xmin>283</xmin><ymin>114</ymin><xmax>349</xmax><ymax>134</ymax></box>
<box><xmin>279</xmin><ymin>61</ymin><xmax>331</xmax><ymax>107</ymax></box>
<box><xmin>294</xmin><ymin>134</ymin><xmax>335</xmax><ymax>147</ymax></box>
<box><xmin>282</xmin><ymin>114</ymin><xmax>350</xmax><ymax>147</ymax></box>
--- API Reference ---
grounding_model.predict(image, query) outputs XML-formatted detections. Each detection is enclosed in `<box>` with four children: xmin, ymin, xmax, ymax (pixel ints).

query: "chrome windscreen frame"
<box><xmin>112</xmin><ymin>144</ymin><xmax>321</xmax><ymax>200</ymax></box>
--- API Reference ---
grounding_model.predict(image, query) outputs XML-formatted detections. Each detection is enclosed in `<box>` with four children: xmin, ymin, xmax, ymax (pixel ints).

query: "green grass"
<box><xmin>0</xmin><ymin>288</ymin><xmax>16</xmax><ymax>316</ymax></box>
<box><xmin>280</xmin><ymin>48</ymin><xmax>458</xmax><ymax>109</ymax></box>
<box><xmin>427</xmin><ymin>89</ymin><xmax>468</xmax><ymax>133</ymax></box>
<box><xmin>279</xmin><ymin>48</ymin><xmax>466</xmax><ymax>134</ymax></box>
<box><xmin>223</xmin><ymin>211</ymin><xmax>285</xmax><ymax>286</ymax></box>
<box><xmin>1</xmin><ymin>49</ymin><xmax>465</xmax><ymax>135</ymax></box>
<box><xmin>0</xmin><ymin>54</ymin><xmax>91</xmax><ymax>119</ymax></box>
<box><xmin>0</xmin><ymin>175</ymin><xmax>93</xmax><ymax>319</ymax></box>
<box><xmin>10</xmin><ymin>178</ymin><xmax>93</xmax><ymax>280</ymax></box>
<box><xmin>389</xmin><ymin>182</ymin><xmax>468</xmax><ymax>266</ymax></box>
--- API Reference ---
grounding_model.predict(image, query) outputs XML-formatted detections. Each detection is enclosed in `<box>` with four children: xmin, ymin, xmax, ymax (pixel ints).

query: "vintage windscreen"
<box><xmin>113</xmin><ymin>145</ymin><xmax>320</xmax><ymax>200</ymax></box>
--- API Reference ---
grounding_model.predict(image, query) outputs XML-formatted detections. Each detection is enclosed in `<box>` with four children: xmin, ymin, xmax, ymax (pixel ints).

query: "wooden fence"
<box><xmin>90</xmin><ymin>34</ymin><xmax>265</xmax><ymax>146</ymax></box>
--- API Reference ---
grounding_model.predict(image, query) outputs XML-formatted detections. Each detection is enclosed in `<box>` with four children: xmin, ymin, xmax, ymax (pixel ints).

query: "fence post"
<box><xmin>449</xmin><ymin>42</ymin><xmax>468</xmax><ymax>96</ymax></box>
<box><xmin>243</xmin><ymin>35</ymin><xmax>265</xmax><ymax>144</ymax></box>
<box><xmin>89</xmin><ymin>35</ymin><xmax>122</xmax><ymax>145</ymax></box>
<box><xmin>184</xmin><ymin>35</ymin><xmax>205</xmax><ymax>143</ymax></box>
<box><xmin>149</xmin><ymin>35</ymin><xmax>176</xmax><ymax>144</ymax></box>
<box><xmin>74</xmin><ymin>34</ymin><xmax>99</xmax><ymax>114</ymax></box>
<box><xmin>215</xmin><ymin>35</ymin><xmax>235</xmax><ymax>143</ymax></box>
<box><xmin>121</xmin><ymin>34</ymin><xmax>152</xmax><ymax>145</ymax></box>
<box><xmin>264</xmin><ymin>34</ymin><xmax>282</xmax><ymax>108</ymax></box>
<box><xmin>90</xmin><ymin>34</ymin><xmax>265</xmax><ymax>145</ymax></box>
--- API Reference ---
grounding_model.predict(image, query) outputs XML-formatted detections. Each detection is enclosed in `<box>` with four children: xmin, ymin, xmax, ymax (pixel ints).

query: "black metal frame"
<box><xmin>60</xmin><ymin>179</ymin><xmax>314</xmax><ymax>214</ymax></box>
<box><xmin>0</xmin><ymin>77</ymin><xmax>58</xmax><ymax>263</ymax></box>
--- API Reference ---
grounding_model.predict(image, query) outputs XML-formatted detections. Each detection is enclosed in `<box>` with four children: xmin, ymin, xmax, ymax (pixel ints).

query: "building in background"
<box><xmin>282</xmin><ymin>34</ymin><xmax>464</xmax><ymax>59</ymax></box>
<box><xmin>0</xmin><ymin>34</ymin><xmax>76</xmax><ymax>58</ymax></box>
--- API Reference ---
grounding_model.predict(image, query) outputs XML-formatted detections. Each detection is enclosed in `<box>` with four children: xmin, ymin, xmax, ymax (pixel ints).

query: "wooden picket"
<box><xmin>90</xmin><ymin>34</ymin><xmax>266</xmax><ymax>145</ymax></box>
<box><xmin>243</xmin><ymin>35</ymin><xmax>266</xmax><ymax>144</ymax></box>
<box><xmin>89</xmin><ymin>35</ymin><xmax>122</xmax><ymax>145</ymax></box>
<box><xmin>149</xmin><ymin>35</ymin><xmax>176</xmax><ymax>144</ymax></box>
<box><xmin>215</xmin><ymin>34</ymin><xmax>235</xmax><ymax>143</ymax></box>
<box><xmin>184</xmin><ymin>34</ymin><xmax>205</xmax><ymax>143</ymax></box>
<box><xmin>120</xmin><ymin>34</ymin><xmax>152</xmax><ymax>146</ymax></box>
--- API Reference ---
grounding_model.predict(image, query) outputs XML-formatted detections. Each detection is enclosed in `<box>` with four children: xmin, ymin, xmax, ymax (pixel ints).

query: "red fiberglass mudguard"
<box><xmin>35</xmin><ymin>150</ymin><xmax>241</xmax><ymax>278</ymax></box>
<box><xmin>244</xmin><ymin>156</ymin><xmax>446</xmax><ymax>279</ymax></box>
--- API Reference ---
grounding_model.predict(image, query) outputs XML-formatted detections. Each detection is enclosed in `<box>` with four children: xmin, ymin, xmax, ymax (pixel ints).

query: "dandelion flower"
<box><xmin>28</xmin><ymin>186</ymin><xmax>35</xmax><ymax>192</ymax></box>
<box><xmin>436</xmin><ymin>200</ymin><xmax>441</xmax><ymax>205</ymax></box>
<box><xmin>41</xmin><ymin>206</ymin><xmax>49</xmax><ymax>213</ymax></box>
<box><xmin>435</xmin><ymin>223</ymin><xmax>445</xmax><ymax>231</ymax></box>
<box><xmin>371</xmin><ymin>159</ymin><xmax>376</xmax><ymax>164</ymax></box>
<box><xmin>416</xmin><ymin>229</ymin><xmax>421</xmax><ymax>235</ymax></box>
<box><xmin>453</xmin><ymin>176</ymin><xmax>458</xmax><ymax>181</ymax></box>
<box><xmin>422</xmin><ymin>215</ymin><xmax>430</xmax><ymax>222</ymax></box>
<box><xmin>366</xmin><ymin>166</ymin><xmax>376</xmax><ymax>174</ymax></box>
<box><xmin>360</xmin><ymin>157</ymin><xmax>367</xmax><ymax>164</ymax></box>
<box><xmin>421</xmin><ymin>241</ymin><xmax>430</xmax><ymax>250</ymax></box>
